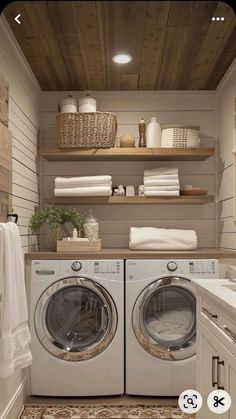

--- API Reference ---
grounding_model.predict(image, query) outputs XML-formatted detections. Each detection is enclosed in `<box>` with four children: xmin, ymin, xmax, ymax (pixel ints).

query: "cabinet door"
<box><xmin>197</xmin><ymin>321</ymin><xmax>223</xmax><ymax>419</ymax></box>
<box><xmin>222</xmin><ymin>345</ymin><xmax>236</xmax><ymax>419</ymax></box>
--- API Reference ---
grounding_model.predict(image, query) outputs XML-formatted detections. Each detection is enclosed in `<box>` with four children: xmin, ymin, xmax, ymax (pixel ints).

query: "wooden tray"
<box><xmin>181</xmin><ymin>188</ymin><xmax>208</xmax><ymax>196</ymax></box>
<box><xmin>57</xmin><ymin>239</ymin><xmax>102</xmax><ymax>252</ymax></box>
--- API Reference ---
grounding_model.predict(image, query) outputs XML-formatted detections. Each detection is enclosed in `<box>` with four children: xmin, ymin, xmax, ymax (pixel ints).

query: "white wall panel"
<box><xmin>0</xmin><ymin>15</ymin><xmax>41</xmax><ymax>418</ymax></box>
<box><xmin>40</xmin><ymin>91</ymin><xmax>217</xmax><ymax>249</ymax></box>
<box><xmin>217</xmin><ymin>59</ymin><xmax>236</xmax><ymax>250</ymax></box>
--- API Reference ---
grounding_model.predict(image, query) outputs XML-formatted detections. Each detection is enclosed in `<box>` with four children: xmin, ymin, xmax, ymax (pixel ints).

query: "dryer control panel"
<box><xmin>126</xmin><ymin>259</ymin><xmax>219</xmax><ymax>280</ymax></box>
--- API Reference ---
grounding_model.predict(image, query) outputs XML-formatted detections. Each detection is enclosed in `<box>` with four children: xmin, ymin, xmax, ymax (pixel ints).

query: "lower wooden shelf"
<box><xmin>44</xmin><ymin>195</ymin><xmax>214</xmax><ymax>205</ymax></box>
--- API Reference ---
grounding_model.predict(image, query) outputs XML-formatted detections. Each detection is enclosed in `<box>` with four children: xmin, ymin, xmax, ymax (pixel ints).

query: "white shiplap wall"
<box><xmin>41</xmin><ymin>91</ymin><xmax>217</xmax><ymax>249</ymax></box>
<box><xmin>0</xmin><ymin>16</ymin><xmax>41</xmax><ymax>419</ymax></box>
<box><xmin>0</xmin><ymin>16</ymin><xmax>41</xmax><ymax>255</ymax></box>
<box><xmin>217</xmin><ymin>58</ymin><xmax>236</xmax><ymax>250</ymax></box>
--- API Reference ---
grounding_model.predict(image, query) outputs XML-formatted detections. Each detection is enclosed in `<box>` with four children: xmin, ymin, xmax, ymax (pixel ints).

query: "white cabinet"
<box><xmin>197</xmin><ymin>299</ymin><xmax>236</xmax><ymax>419</ymax></box>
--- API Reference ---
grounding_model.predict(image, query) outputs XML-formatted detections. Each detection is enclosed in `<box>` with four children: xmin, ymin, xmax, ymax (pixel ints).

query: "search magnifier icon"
<box><xmin>178</xmin><ymin>389</ymin><xmax>203</xmax><ymax>413</ymax></box>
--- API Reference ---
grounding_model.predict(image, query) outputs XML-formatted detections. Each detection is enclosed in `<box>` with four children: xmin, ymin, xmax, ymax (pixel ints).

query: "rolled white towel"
<box><xmin>144</xmin><ymin>185</ymin><xmax>180</xmax><ymax>191</ymax></box>
<box><xmin>144</xmin><ymin>167</ymin><xmax>178</xmax><ymax>176</ymax></box>
<box><xmin>144</xmin><ymin>179</ymin><xmax>179</xmax><ymax>186</ymax></box>
<box><xmin>55</xmin><ymin>176</ymin><xmax>112</xmax><ymax>188</ymax></box>
<box><xmin>54</xmin><ymin>186</ymin><xmax>112</xmax><ymax>196</ymax></box>
<box><xmin>129</xmin><ymin>227</ymin><xmax>197</xmax><ymax>250</ymax></box>
<box><xmin>144</xmin><ymin>190</ymin><xmax>180</xmax><ymax>197</ymax></box>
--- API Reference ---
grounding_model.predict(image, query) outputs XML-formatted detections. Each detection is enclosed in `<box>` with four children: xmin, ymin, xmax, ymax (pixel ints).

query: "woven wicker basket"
<box><xmin>57</xmin><ymin>112</ymin><xmax>117</xmax><ymax>148</ymax></box>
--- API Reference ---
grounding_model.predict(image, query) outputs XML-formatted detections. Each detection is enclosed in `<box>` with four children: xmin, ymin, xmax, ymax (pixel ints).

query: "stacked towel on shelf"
<box><xmin>54</xmin><ymin>176</ymin><xmax>112</xmax><ymax>196</ymax></box>
<box><xmin>143</xmin><ymin>167</ymin><xmax>180</xmax><ymax>197</ymax></box>
<box><xmin>129</xmin><ymin>227</ymin><xmax>197</xmax><ymax>250</ymax></box>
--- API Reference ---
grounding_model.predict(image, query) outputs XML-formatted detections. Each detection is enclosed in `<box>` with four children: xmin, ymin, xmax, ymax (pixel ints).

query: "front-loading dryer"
<box><xmin>30</xmin><ymin>259</ymin><xmax>124</xmax><ymax>396</ymax></box>
<box><xmin>125</xmin><ymin>259</ymin><xmax>219</xmax><ymax>396</ymax></box>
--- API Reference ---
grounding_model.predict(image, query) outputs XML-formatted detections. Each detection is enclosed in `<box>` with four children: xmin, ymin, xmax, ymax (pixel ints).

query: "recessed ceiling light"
<box><xmin>112</xmin><ymin>54</ymin><xmax>133</xmax><ymax>64</ymax></box>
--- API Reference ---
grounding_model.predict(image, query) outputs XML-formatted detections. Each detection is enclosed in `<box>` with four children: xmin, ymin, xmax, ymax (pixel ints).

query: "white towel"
<box><xmin>54</xmin><ymin>185</ymin><xmax>112</xmax><ymax>196</ymax></box>
<box><xmin>144</xmin><ymin>174</ymin><xmax>179</xmax><ymax>181</ymax></box>
<box><xmin>144</xmin><ymin>186</ymin><xmax>180</xmax><ymax>191</ymax></box>
<box><xmin>55</xmin><ymin>176</ymin><xmax>112</xmax><ymax>188</ymax></box>
<box><xmin>144</xmin><ymin>167</ymin><xmax>178</xmax><ymax>176</ymax></box>
<box><xmin>144</xmin><ymin>190</ymin><xmax>180</xmax><ymax>197</ymax></box>
<box><xmin>148</xmin><ymin>309</ymin><xmax>193</xmax><ymax>341</ymax></box>
<box><xmin>129</xmin><ymin>227</ymin><xmax>197</xmax><ymax>250</ymax></box>
<box><xmin>0</xmin><ymin>222</ymin><xmax>32</xmax><ymax>378</ymax></box>
<box><xmin>144</xmin><ymin>179</ymin><xmax>179</xmax><ymax>186</ymax></box>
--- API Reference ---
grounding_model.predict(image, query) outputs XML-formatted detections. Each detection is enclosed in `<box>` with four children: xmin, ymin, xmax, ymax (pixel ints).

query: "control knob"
<box><xmin>167</xmin><ymin>261</ymin><xmax>178</xmax><ymax>272</ymax></box>
<box><xmin>71</xmin><ymin>261</ymin><xmax>82</xmax><ymax>272</ymax></box>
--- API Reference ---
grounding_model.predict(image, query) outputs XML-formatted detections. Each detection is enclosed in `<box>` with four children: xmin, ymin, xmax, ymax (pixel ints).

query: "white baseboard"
<box><xmin>1</xmin><ymin>377</ymin><xmax>28</xmax><ymax>419</ymax></box>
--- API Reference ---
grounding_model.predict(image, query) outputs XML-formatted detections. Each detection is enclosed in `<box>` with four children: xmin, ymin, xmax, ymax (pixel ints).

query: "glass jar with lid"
<box><xmin>83</xmin><ymin>209</ymin><xmax>99</xmax><ymax>242</ymax></box>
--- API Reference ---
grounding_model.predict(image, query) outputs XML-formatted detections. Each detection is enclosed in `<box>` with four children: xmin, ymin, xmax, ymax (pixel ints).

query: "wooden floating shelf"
<box><xmin>40</xmin><ymin>147</ymin><xmax>214</xmax><ymax>161</ymax></box>
<box><xmin>44</xmin><ymin>195</ymin><xmax>214</xmax><ymax>205</ymax></box>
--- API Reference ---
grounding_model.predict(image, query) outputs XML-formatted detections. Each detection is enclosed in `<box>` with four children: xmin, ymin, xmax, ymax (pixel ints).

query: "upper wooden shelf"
<box><xmin>40</xmin><ymin>147</ymin><xmax>214</xmax><ymax>161</ymax></box>
<box><xmin>44</xmin><ymin>195</ymin><xmax>214</xmax><ymax>205</ymax></box>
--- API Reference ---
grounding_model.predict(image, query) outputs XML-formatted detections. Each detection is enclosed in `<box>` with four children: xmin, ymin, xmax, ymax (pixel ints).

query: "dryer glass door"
<box><xmin>35</xmin><ymin>277</ymin><xmax>117</xmax><ymax>361</ymax></box>
<box><xmin>132</xmin><ymin>277</ymin><xmax>196</xmax><ymax>360</ymax></box>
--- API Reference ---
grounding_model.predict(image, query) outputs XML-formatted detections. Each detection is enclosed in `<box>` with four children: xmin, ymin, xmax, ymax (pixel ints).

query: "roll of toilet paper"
<box><xmin>79</xmin><ymin>95</ymin><xmax>96</xmax><ymax>112</ymax></box>
<box><xmin>60</xmin><ymin>95</ymin><xmax>77</xmax><ymax>113</ymax></box>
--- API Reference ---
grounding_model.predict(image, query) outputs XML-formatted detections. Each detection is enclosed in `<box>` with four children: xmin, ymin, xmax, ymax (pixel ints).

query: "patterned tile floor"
<box><xmin>21</xmin><ymin>404</ymin><xmax>195</xmax><ymax>418</ymax></box>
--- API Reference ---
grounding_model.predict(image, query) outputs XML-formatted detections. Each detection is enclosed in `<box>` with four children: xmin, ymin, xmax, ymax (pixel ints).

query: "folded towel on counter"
<box><xmin>55</xmin><ymin>176</ymin><xmax>112</xmax><ymax>188</ymax></box>
<box><xmin>129</xmin><ymin>227</ymin><xmax>197</xmax><ymax>250</ymax></box>
<box><xmin>144</xmin><ymin>167</ymin><xmax>178</xmax><ymax>176</ymax></box>
<box><xmin>144</xmin><ymin>190</ymin><xmax>180</xmax><ymax>197</ymax></box>
<box><xmin>144</xmin><ymin>185</ymin><xmax>180</xmax><ymax>191</ymax></box>
<box><xmin>0</xmin><ymin>222</ymin><xmax>32</xmax><ymax>378</ymax></box>
<box><xmin>54</xmin><ymin>186</ymin><xmax>112</xmax><ymax>196</ymax></box>
<box><xmin>144</xmin><ymin>179</ymin><xmax>179</xmax><ymax>186</ymax></box>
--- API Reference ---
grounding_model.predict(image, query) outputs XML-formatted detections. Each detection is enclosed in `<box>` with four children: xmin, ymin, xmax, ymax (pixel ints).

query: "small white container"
<box><xmin>79</xmin><ymin>95</ymin><xmax>97</xmax><ymax>112</ymax></box>
<box><xmin>84</xmin><ymin>209</ymin><xmax>99</xmax><ymax>241</ymax></box>
<box><xmin>60</xmin><ymin>95</ymin><xmax>77</xmax><ymax>113</ymax></box>
<box><xmin>146</xmin><ymin>117</ymin><xmax>162</xmax><ymax>148</ymax></box>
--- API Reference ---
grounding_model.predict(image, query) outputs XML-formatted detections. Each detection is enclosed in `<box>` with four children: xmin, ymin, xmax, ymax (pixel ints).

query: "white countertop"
<box><xmin>191</xmin><ymin>277</ymin><xmax>236</xmax><ymax>318</ymax></box>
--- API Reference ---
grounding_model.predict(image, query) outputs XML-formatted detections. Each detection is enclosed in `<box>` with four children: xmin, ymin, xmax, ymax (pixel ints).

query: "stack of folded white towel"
<box><xmin>54</xmin><ymin>176</ymin><xmax>112</xmax><ymax>196</ymax></box>
<box><xmin>144</xmin><ymin>167</ymin><xmax>180</xmax><ymax>197</ymax></box>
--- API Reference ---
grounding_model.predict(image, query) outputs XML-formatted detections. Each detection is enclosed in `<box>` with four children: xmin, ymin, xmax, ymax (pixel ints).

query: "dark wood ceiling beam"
<box><xmin>172</xmin><ymin>1</ymin><xmax>218</xmax><ymax>89</ymax></box>
<box><xmin>73</xmin><ymin>1</ymin><xmax>105</xmax><ymax>91</ymax></box>
<box><xmin>138</xmin><ymin>1</ymin><xmax>171</xmax><ymax>90</ymax></box>
<box><xmin>122</xmin><ymin>0</ymin><xmax>147</xmax><ymax>90</ymax></box>
<box><xmin>155</xmin><ymin>1</ymin><xmax>196</xmax><ymax>89</ymax></box>
<box><xmin>46</xmin><ymin>1</ymin><xmax>89</xmax><ymax>90</ymax></box>
<box><xmin>204</xmin><ymin>23</ymin><xmax>236</xmax><ymax>89</ymax></box>
<box><xmin>187</xmin><ymin>1</ymin><xmax>236</xmax><ymax>89</ymax></box>
<box><xmin>23</xmin><ymin>1</ymin><xmax>72</xmax><ymax>90</ymax></box>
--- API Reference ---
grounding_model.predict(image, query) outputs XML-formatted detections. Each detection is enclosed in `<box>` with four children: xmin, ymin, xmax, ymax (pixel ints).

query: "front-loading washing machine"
<box><xmin>125</xmin><ymin>259</ymin><xmax>219</xmax><ymax>396</ymax></box>
<box><xmin>30</xmin><ymin>259</ymin><xmax>124</xmax><ymax>396</ymax></box>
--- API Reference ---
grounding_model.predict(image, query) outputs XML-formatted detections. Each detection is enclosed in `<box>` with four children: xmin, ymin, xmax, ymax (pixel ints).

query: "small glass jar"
<box><xmin>83</xmin><ymin>209</ymin><xmax>99</xmax><ymax>241</ymax></box>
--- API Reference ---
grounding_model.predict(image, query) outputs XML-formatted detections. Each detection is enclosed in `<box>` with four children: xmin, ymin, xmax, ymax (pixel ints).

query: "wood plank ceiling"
<box><xmin>3</xmin><ymin>1</ymin><xmax>236</xmax><ymax>90</ymax></box>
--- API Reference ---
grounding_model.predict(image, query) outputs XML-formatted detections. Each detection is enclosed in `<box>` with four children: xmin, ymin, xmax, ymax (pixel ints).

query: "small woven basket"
<box><xmin>57</xmin><ymin>112</ymin><xmax>117</xmax><ymax>148</ymax></box>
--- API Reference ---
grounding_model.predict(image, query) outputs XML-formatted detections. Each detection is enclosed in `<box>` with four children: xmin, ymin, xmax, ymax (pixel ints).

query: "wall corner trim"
<box><xmin>1</xmin><ymin>376</ymin><xmax>28</xmax><ymax>419</ymax></box>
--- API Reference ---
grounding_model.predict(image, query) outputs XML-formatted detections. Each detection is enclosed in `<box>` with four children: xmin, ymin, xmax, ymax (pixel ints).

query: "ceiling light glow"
<box><xmin>112</xmin><ymin>54</ymin><xmax>133</xmax><ymax>64</ymax></box>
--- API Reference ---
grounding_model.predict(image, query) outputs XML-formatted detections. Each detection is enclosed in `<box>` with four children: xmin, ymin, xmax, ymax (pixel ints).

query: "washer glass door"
<box><xmin>35</xmin><ymin>277</ymin><xmax>117</xmax><ymax>361</ymax></box>
<box><xmin>132</xmin><ymin>277</ymin><xmax>196</xmax><ymax>360</ymax></box>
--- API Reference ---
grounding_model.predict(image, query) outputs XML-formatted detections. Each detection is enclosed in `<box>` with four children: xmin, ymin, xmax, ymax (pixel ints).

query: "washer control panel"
<box><xmin>94</xmin><ymin>261</ymin><xmax>121</xmax><ymax>274</ymax></box>
<box><xmin>71</xmin><ymin>261</ymin><xmax>82</xmax><ymax>272</ymax></box>
<box><xmin>167</xmin><ymin>261</ymin><xmax>178</xmax><ymax>271</ymax></box>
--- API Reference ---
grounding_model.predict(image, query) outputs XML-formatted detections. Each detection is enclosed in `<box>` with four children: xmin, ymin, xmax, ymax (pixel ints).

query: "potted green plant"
<box><xmin>29</xmin><ymin>206</ymin><xmax>86</xmax><ymax>250</ymax></box>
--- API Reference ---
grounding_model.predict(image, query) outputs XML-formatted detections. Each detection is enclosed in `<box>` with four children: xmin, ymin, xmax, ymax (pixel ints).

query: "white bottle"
<box><xmin>60</xmin><ymin>95</ymin><xmax>77</xmax><ymax>113</ymax></box>
<box><xmin>79</xmin><ymin>94</ymin><xmax>96</xmax><ymax>112</ymax></box>
<box><xmin>146</xmin><ymin>117</ymin><xmax>162</xmax><ymax>148</ymax></box>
